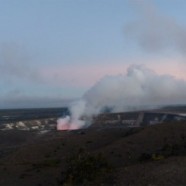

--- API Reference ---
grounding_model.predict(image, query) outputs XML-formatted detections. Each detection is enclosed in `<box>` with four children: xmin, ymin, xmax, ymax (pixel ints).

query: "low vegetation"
<box><xmin>59</xmin><ymin>151</ymin><xmax>114</xmax><ymax>186</ymax></box>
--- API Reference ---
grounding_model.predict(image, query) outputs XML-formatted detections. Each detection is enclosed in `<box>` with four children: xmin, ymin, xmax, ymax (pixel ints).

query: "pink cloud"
<box><xmin>145</xmin><ymin>57</ymin><xmax>186</xmax><ymax>80</ymax></box>
<box><xmin>39</xmin><ymin>56</ymin><xmax>186</xmax><ymax>88</ymax></box>
<box><xmin>40</xmin><ymin>63</ymin><xmax>129</xmax><ymax>87</ymax></box>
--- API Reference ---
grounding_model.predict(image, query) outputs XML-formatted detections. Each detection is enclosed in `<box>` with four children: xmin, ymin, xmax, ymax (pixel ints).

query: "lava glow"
<box><xmin>57</xmin><ymin>116</ymin><xmax>71</xmax><ymax>130</ymax></box>
<box><xmin>57</xmin><ymin>115</ymin><xmax>85</xmax><ymax>131</ymax></box>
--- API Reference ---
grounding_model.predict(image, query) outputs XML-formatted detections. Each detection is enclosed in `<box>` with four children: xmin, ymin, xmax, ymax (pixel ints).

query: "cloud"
<box><xmin>40</xmin><ymin>63</ymin><xmax>129</xmax><ymax>87</ymax></box>
<box><xmin>0</xmin><ymin>94</ymin><xmax>73</xmax><ymax>109</ymax></box>
<box><xmin>124</xmin><ymin>0</ymin><xmax>186</xmax><ymax>53</ymax></box>
<box><xmin>0</xmin><ymin>43</ymin><xmax>42</xmax><ymax>82</ymax></box>
<box><xmin>57</xmin><ymin>65</ymin><xmax>186</xmax><ymax>130</ymax></box>
<box><xmin>83</xmin><ymin>64</ymin><xmax>186</xmax><ymax>114</ymax></box>
<box><xmin>40</xmin><ymin>56</ymin><xmax>186</xmax><ymax>89</ymax></box>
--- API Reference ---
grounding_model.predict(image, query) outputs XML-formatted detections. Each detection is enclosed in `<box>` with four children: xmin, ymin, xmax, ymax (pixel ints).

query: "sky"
<box><xmin>1</xmin><ymin>0</ymin><xmax>186</xmax><ymax>108</ymax></box>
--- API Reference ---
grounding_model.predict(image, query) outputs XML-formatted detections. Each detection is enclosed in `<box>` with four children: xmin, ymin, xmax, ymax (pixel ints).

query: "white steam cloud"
<box><xmin>57</xmin><ymin>1</ymin><xmax>186</xmax><ymax>130</ymax></box>
<box><xmin>57</xmin><ymin>65</ymin><xmax>186</xmax><ymax>130</ymax></box>
<box><xmin>57</xmin><ymin>100</ymin><xmax>86</xmax><ymax>130</ymax></box>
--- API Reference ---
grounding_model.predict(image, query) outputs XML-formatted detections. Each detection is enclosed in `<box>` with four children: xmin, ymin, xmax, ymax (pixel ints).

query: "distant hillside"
<box><xmin>0</xmin><ymin>107</ymin><xmax>68</xmax><ymax>124</ymax></box>
<box><xmin>161</xmin><ymin>105</ymin><xmax>186</xmax><ymax>112</ymax></box>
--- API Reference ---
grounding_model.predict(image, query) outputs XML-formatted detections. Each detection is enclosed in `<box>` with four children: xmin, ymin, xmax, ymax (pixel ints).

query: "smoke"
<box><xmin>0</xmin><ymin>95</ymin><xmax>72</xmax><ymax>109</ymax></box>
<box><xmin>57</xmin><ymin>0</ymin><xmax>186</xmax><ymax>130</ymax></box>
<box><xmin>57</xmin><ymin>100</ymin><xmax>87</xmax><ymax>130</ymax></box>
<box><xmin>0</xmin><ymin>43</ymin><xmax>41</xmax><ymax>82</ymax></box>
<box><xmin>124</xmin><ymin>0</ymin><xmax>186</xmax><ymax>53</ymax></box>
<box><xmin>57</xmin><ymin>65</ymin><xmax>186</xmax><ymax>130</ymax></box>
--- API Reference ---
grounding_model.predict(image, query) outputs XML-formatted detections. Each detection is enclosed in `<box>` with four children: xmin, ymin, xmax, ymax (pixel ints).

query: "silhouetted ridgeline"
<box><xmin>0</xmin><ymin>107</ymin><xmax>69</xmax><ymax>124</ymax></box>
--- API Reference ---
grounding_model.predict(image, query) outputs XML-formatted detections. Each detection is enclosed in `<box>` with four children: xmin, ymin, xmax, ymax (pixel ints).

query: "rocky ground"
<box><xmin>0</xmin><ymin>121</ymin><xmax>186</xmax><ymax>185</ymax></box>
<box><xmin>0</xmin><ymin>118</ymin><xmax>57</xmax><ymax>131</ymax></box>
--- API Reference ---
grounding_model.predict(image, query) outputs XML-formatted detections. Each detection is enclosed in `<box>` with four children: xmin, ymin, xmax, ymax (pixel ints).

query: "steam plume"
<box><xmin>124</xmin><ymin>0</ymin><xmax>186</xmax><ymax>53</ymax></box>
<box><xmin>57</xmin><ymin>65</ymin><xmax>186</xmax><ymax>130</ymax></box>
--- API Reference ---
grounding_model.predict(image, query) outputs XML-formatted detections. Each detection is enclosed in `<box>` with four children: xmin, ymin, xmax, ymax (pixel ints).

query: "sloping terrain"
<box><xmin>0</xmin><ymin>130</ymin><xmax>38</xmax><ymax>159</ymax></box>
<box><xmin>0</xmin><ymin>122</ymin><xmax>186</xmax><ymax>185</ymax></box>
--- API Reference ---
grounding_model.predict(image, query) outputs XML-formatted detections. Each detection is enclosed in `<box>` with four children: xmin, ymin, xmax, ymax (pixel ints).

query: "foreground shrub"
<box><xmin>60</xmin><ymin>152</ymin><xmax>114</xmax><ymax>186</ymax></box>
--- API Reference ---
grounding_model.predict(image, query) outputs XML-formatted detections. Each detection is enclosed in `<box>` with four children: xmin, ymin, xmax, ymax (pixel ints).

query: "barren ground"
<box><xmin>0</xmin><ymin>122</ymin><xmax>186</xmax><ymax>185</ymax></box>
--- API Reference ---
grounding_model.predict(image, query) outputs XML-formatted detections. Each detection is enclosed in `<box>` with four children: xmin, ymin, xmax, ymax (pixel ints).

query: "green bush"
<box><xmin>32</xmin><ymin>158</ymin><xmax>60</xmax><ymax>168</ymax></box>
<box><xmin>60</xmin><ymin>152</ymin><xmax>113</xmax><ymax>186</ymax></box>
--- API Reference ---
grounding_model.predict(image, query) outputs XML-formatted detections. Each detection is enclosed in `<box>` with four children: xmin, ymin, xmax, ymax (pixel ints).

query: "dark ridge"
<box><xmin>0</xmin><ymin>107</ymin><xmax>69</xmax><ymax>124</ymax></box>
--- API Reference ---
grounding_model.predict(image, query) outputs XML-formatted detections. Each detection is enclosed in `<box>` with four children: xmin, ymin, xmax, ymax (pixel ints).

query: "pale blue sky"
<box><xmin>1</xmin><ymin>0</ymin><xmax>186</xmax><ymax>108</ymax></box>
